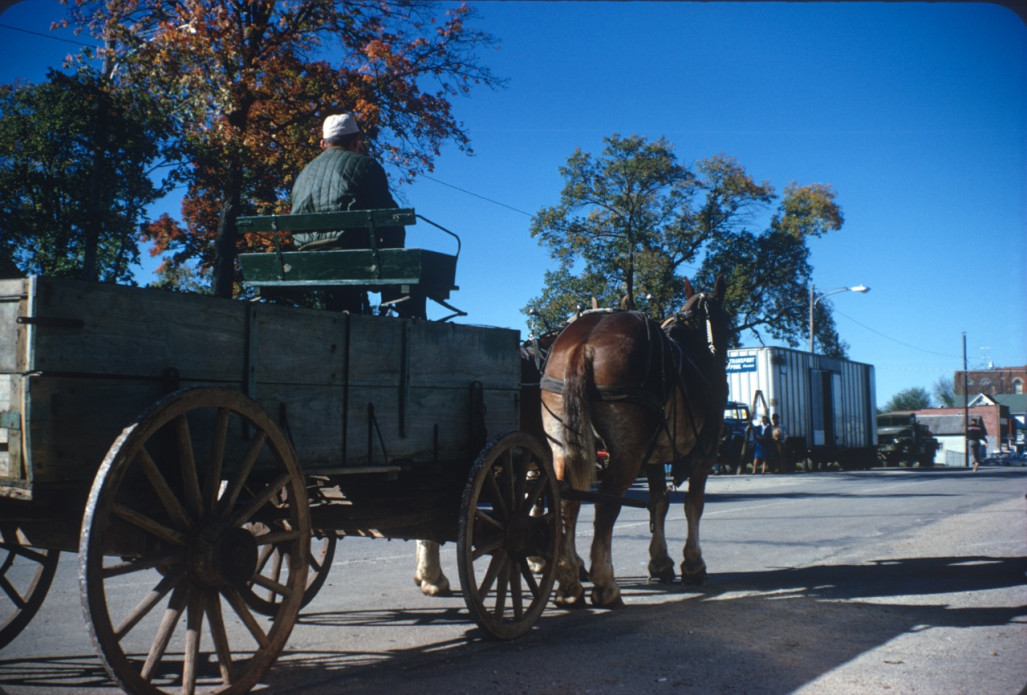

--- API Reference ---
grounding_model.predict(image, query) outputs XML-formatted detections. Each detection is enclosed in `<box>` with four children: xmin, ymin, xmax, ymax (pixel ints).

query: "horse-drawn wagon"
<box><xmin>0</xmin><ymin>208</ymin><xmax>564</xmax><ymax>693</ymax></box>
<box><xmin>0</xmin><ymin>207</ymin><xmax>730</xmax><ymax>694</ymax></box>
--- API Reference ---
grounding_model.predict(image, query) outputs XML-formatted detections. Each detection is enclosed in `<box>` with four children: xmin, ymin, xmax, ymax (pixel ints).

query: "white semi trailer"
<box><xmin>726</xmin><ymin>346</ymin><xmax>878</xmax><ymax>470</ymax></box>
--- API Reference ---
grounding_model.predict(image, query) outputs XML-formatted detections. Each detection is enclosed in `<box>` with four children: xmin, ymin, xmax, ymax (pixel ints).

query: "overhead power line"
<box><xmin>420</xmin><ymin>174</ymin><xmax>533</xmax><ymax>217</ymax></box>
<box><xmin>0</xmin><ymin>22</ymin><xmax>96</xmax><ymax>48</ymax></box>
<box><xmin>833</xmin><ymin>308</ymin><xmax>961</xmax><ymax>359</ymax></box>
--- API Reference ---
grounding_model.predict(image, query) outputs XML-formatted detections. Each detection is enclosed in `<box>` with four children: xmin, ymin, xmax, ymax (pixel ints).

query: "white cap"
<box><xmin>322</xmin><ymin>113</ymin><xmax>361</xmax><ymax>140</ymax></box>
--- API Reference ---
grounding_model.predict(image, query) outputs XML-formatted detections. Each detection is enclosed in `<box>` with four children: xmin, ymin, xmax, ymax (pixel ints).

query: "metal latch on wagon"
<box><xmin>0</xmin><ymin>411</ymin><xmax>19</xmax><ymax>430</ymax></box>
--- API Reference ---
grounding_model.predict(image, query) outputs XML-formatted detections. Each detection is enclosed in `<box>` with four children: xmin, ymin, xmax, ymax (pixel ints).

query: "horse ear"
<box><xmin>683</xmin><ymin>277</ymin><xmax>695</xmax><ymax>300</ymax></box>
<box><xmin>714</xmin><ymin>273</ymin><xmax>726</xmax><ymax>301</ymax></box>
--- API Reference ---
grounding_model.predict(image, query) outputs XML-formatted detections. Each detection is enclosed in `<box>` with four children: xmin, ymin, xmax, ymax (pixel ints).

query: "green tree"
<box><xmin>0</xmin><ymin>69</ymin><xmax>173</xmax><ymax>282</ymax></box>
<box><xmin>883</xmin><ymin>387</ymin><xmax>933</xmax><ymax>412</ymax></box>
<box><xmin>526</xmin><ymin>135</ymin><xmax>846</xmax><ymax>354</ymax></box>
<box><xmin>66</xmin><ymin>0</ymin><xmax>501</xmax><ymax>296</ymax></box>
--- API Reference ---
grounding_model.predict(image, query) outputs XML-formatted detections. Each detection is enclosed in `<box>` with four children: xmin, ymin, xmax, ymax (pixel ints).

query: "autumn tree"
<box><xmin>65</xmin><ymin>0</ymin><xmax>501</xmax><ymax>296</ymax></box>
<box><xmin>0</xmin><ymin>68</ymin><xmax>173</xmax><ymax>282</ymax></box>
<box><xmin>526</xmin><ymin>134</ymin><xmax>846</xmax><ymax>355</ymax></box>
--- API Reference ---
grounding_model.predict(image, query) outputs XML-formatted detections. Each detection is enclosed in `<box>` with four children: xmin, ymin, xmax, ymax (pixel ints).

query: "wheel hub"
<box><xmin>190</xmin><ymin>524</ymin><xmax>258</xmax><ymax>588</ymax></box>
<box><xmin>507</xmin><ymin>515</ymin><xmax>552</xmax><ymax>559</ymax></box>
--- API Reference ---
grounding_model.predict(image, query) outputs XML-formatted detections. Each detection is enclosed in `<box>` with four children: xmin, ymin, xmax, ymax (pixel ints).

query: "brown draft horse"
<box><xmin>540</xmin><ymin>276</ymin><xmax>729</xmax><ymax>608</ymax></box>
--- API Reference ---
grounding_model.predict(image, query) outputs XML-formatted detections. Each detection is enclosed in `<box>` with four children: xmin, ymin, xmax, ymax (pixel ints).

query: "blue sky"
<box><xmin>1</xmin><ymin>1</ymin><xmax>1024</xmax><ymax>407</ymax></box>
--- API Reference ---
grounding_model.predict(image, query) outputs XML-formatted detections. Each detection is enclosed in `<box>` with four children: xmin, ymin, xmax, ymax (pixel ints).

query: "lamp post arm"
<box><xmin>808</xmin><ymin>284</ymin><xmax>870</xmax><ymax>354</ymax></box>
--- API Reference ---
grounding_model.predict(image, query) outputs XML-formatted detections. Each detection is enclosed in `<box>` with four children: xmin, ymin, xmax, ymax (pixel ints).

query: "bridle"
<box><xmin>661</xmin><ymin>292</ymin><xmax>720</xmax><ymax>359</ymax></box>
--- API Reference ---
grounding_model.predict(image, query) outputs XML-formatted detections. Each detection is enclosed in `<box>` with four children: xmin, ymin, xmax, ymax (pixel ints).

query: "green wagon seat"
<box><xmin>236</xmin><ymin>208</ymin><xmax>463</xmax><ymax>318</ymax></box>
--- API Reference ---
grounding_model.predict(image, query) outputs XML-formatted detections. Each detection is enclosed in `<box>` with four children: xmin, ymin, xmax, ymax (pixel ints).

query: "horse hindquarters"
<box><xmin>540</xmin><ymin>343</ymin><xmax>599</xmax><ymax>607</ymax></box>
<box><xmin>560</xmin><ymin>343</ymin><xmax>598</xmax><ymax>489</ymax></box>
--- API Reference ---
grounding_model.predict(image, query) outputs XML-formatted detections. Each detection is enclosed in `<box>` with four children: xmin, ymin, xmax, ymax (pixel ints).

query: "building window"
<box><xmin>1015</xmin><ymin>378</ymin><xmax>1024</xmax><ymax>394</ymax></box>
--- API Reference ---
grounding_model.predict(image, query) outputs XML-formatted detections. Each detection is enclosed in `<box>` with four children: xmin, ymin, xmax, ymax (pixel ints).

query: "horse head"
<box><xmin>662</xmin><ymin>274</ymin><xmax>730</xmax><ymax>363</ymax></box>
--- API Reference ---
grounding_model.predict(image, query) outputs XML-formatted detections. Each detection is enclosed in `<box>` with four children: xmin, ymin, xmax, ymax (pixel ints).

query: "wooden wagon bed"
<box><xmin>0</xmin><ymin>276</ymin><xmax>519</xmax><ymax>546</ymax></box>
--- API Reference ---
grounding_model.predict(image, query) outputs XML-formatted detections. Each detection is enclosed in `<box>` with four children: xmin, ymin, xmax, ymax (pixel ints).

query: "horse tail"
<box><xmin>562</xmin><ymin>343</ymin><xmax>598</xmax><ymax>489</ymax></box>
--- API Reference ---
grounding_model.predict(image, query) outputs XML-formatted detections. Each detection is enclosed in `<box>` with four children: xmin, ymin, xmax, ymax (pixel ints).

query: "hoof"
<box><xmin>681</xmin><ymin>559</ymin><xmax>707</xmax><ymax>586</ymax></box>
<box><xmin>648</xmin><ymin>562</ymin><xmax>676</xmax><ymax>584</ymax></box>
<box><xmin>416</xmin><ymin>574</ymin><xmax>451</xmax><ymax>597</ymax></box>
<box><xmin>681</xmin><ymin>569</ymin><xmax>707</xmax><ymax>586</ymax></box>
<box><xmin>590</xmin><ymin>586</ymin><xmax>624</xmax><ymax>609</ymax></box>
<box><xmin>527</xmin><ymin>556</ymin><xmax>546</xmax><ymax>574</ymax></box>
<box><xmin>554</xmin><ymin>585</ymin><xmax>587</xmax><ymax>608</ymax></box>
<box><xmin>419</xmin><ymin>579</ymin><xmax>451</xmax><ymax>597</ymax></box>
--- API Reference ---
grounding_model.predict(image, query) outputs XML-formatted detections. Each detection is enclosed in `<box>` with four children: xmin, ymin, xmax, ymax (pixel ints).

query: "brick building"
<box><xmin>954</xmin><ymin>366</ymin><xmax>1027</xmax><ymax>395</ymax></box>
<box><xmin>905</xmin><ymin>404</ymin><xmax>1008</xmax><ymax>465</ymax></box>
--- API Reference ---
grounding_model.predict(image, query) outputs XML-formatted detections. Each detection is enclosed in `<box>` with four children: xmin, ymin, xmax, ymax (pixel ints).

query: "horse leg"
<box><xmin>542</xmin><ymin>388</ymin><xmax>590</xmax><ymax>607</ymax></box>
<box><xmin>680</xmin><ymin>468</ymin><xmax>708</xmax><ymax>584</ymax></box>
<box><xmin>589</xmin><ymin>494</ymin><xmax>625</xmax><ymax>608</ymax></box>
<box><xmin>553</xmin><ymin>498</ymin><xmax>587</xmax><ymax>607</ymax></box>
<box><xmin>645</xmin><ymin>464</ymin><xmax>675</xmax><ymax>583</ymax></box>
<box><xmin>414</xmin><ymin>540</ymin><xmax>451</xmax><ymax>596</ymax></box>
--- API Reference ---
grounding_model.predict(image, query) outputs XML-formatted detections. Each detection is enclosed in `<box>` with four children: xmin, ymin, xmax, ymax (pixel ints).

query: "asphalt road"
<box><xmin>1</xmin><ymin>465</ymin><xmax>1024</xmax><ymax>695</ymax></box>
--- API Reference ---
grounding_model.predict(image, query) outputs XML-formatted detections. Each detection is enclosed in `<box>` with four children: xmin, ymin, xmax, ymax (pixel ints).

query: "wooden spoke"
<box><xmin>483</xmin><ymin>468</ymin><xmax>509</xmax><ymax>520</ymax></box>
<box><xmin>253</xmin><ymin>529</ymin><xmax>303</xmax><ymax>546</ymax></box>
<box><xmin>140</xmin><ymin>584</ymin><xmax>188</xmax><ymax>682</ymax></box>
<box><xmin>112</xmin><ymin>504</ymin><xmax>189</xmax><ymax>547</ymax></box>
<box><xmin>3</xmin><ymin>544</ymin><xmax>48</xmax><ymax>564</ymax></box>
<box><xmin>204</xmin><ymin>407</ymin><xmax>231</xmax><ymax>514</ymax></box>
<box><xmin>113</xmin><ymin>573</ymin><xmax>180</xmax><ymax>641</ymax></box>
<box><xmin>513</xmin><ymin>453</ymin><xmax>529</xmax><ymax>510</ymax></box>
<box><xmin>518</xmin><ymin>559</ymin><xmax>542</xmax><ymax>599</ymax></box>
<box><xmin>0</xmin><ymin>575</ymin><xmax>26</xmax><ymax>608</ymax></box>
<box><xmin>102</xmin><ymin>552</ymin><xmax>183</xmax><ymax>580</ymax></box>
<box><xmin>205</xmin><ymin>592</ymin><xmax>234</xmax><ymax>686</ymax></box>
<box><xmin>243</xmin><ymin>531</ymin><xmax>336</xmax><ymax>617</ymax></box>
<box><xmin>175</xmin><ymin>414</ymin><xmax>204</xmax><ymax>518</ymax></box>
<box><xmin>479</xmin><ymin>551</ymin><xmax>505</xmax><ymax>597</ymax></box>
<box><xmin>507</xmin><ymin>559</ymin><xmax>525</xmax><ymax>620</ymax></box>
<box><xmin>182</xmin><ymin>593</ymin><xmax>204</xmax><ymax>695</ymax></box>
<box><xmin>0</xmin><ymin>529</ymin><xmax>59</xmax><ymax>649</ymax></box>
<box><xmin>231</xmin><ymin>471</ymin><xmax>292</xmax><ymax>527</ymax></box>
<box><xmin>135</xmin><ymin>448</ymin><xmax>192</xmax><ymax>530</ymax></box>
<box><xmin>472</xmin><ymin>507</ymin><xmax>505</xmax><ymax>532</ymax></box>
<box><xmin>502</xmin><ymin>448</ymin><xmax>517</xmax><ymax>511</ymax></box>
<box><xmin>216</xmin><ymin>431</ymin><xmax>267</xmax><ymax>516</ymax></box>
<box><xmin>523</xmin><ymin>468</ymin><xmax>548</xmax><ymax>511</ymax></box>
<box><xmin>470</xmin><ymin>522</ymin><xmax>505</xmax><ymax>560</ymax></box>
<box><xmin>250</xmin><ymin>572</ymin><xmax>292</xmax><ymax>600</ymax></box>
<box><xmin>223</xmin><ymin>588</ymin><xmax>270</xmax><ymax>649</ymax></box>
<box><xmin>264</xmin><ymin>551</ymin><xmax>285</xmax><ymax>602</ymax></box>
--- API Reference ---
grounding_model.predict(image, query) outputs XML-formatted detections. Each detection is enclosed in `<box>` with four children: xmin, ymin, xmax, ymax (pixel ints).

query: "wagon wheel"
<box><xmin>79</xmin><ymin>387</ymin><xmax>310</xmax><ymax>695</ymax></box>
<box><xmin>0</xmin><ymin>525</ymin><xmax>59</xmax><ymax>649</ymax></box>
<box><xmin>457</xmin><ymin>431</ymin><xmax>561</xmax><ymax>640</ymax></box>
<box><xmin>240</xmin><ymin>526</ymin><xmax>336</xmax><ymax>616</ymax></box>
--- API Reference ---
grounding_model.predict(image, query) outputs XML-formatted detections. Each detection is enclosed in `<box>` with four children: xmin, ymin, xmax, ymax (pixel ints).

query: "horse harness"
<box><xmin>539</xmin><ymin>301</ymin><xmax>720</xmax><ymax>478</ymax></box>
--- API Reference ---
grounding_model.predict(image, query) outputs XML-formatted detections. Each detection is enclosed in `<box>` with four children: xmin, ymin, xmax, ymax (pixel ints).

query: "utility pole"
<box><xmin>963</xmin><ymin>332</ymin><xmax>969</xmax><ymax>468</ymax></box>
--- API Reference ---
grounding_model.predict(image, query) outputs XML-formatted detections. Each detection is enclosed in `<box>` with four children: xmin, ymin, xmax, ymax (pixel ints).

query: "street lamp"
<box><xmin>809</xmin><ymin>282</ymin><xmax>870</xmax><ymax>354</ymax></box>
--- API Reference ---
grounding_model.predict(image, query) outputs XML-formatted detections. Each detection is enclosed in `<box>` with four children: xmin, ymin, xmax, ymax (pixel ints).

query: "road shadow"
<box><xmin>257</xmin><ymin>553</ymin><xmax>1026</xmax><ymax>694</ymax></box>
<box><xmin>0</xmin><ymin>553</ymin><xmax>1021</xmax><ymax>694</ymax></box>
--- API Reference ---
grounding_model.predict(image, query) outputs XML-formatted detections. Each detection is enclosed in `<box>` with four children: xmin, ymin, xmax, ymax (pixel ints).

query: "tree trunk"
<box><xmin>212</xmin><ymin>158</ymin><xmax>245</xmax><ymax>298</ymax></box>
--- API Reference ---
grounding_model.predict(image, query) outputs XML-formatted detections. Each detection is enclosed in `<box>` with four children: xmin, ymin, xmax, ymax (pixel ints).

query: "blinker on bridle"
<box><xmin>662</xmin><ymin>293</ymin><xmax>718</xmax><ymax>358</ymax></box>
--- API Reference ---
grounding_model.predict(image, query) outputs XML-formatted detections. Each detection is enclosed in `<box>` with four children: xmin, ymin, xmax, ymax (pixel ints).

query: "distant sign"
<box><xmin>727</xmin><ymin>354</ymin><xmax>758</xmax><ymax>373</ymax></box>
